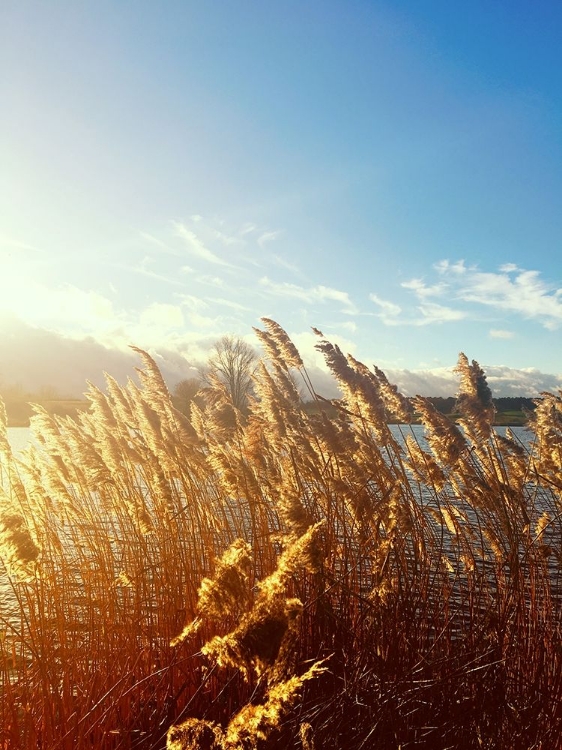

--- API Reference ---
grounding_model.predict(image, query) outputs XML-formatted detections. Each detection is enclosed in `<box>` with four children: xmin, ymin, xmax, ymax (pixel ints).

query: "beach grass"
<box><xmin>0</xmin><ymin>319</ymin><xmax>561</xmax><ymax>749</ymax></box>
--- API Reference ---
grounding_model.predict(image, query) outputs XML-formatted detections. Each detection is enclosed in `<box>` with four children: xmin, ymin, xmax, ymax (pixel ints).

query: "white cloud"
<box><xmin>480</xmin><ymin>364</ymin><xmax>562</xmax><ymax>397</ymax></box>
<box><xmin>212</xmin><ymin>228</ymin><xmax>244</xmax><ymax>246</ymax></box>
<box><xmin>384</xmin><ymin>363</ymin><xmax>562</xmax><ymax>398</ymax></box>
<box><xmin>369</xmin><ymin>293</ymin><xmax>402</xmax><ymax>325</ymax></box>
<box><xmin>369</xmin><ymin>293</ymin><xmax>401</xmax><ymax>316</ymax></box>
<box><xmin>134</xmin><ymin>255</ymin><xmax>189</xmax><ymax>286</ymax></box>
<box><xmin>434</xmin><ymin>259</ymin><xmax>468</xmax><ymax>275</ymax></box>
<box><xmin>184</xmin><ymin>312</ymin><xmax>221</xmax><ymax>330</ymax></box>
<box><xmin>401</xmin><ymin>278</ymin><xmax>447</xmax><ymax>298</ymax></box>
<box><xmin>139</xmin><ymin>303</ymin><xmax>184</xmax><ymax>329</ymax></box>
<box><xmin>369</xmin><ymin>292</ymin><xmax>463</xmax><ymax>326</ymax></box>
<box><xmin>372</xmin><ymin>261</ymin><xmax>562</xmax><ymax>331</ymax></box>
<box><xmin>457</xmin><ymin>266</ymin><xmax>562</xmax><ymax>328</ymax></box>
<box><xmin>260</xmin><ymin>327</ymin><xmax>562</xmax><ymax>398</ymax></box>
<box><xmin>176</xmin><ymin>294</ymin><xmax>209</xmax><ymax>312</ymax></box>
<box><xmin>260</xmin><ymin>277</ymin><xmax>358</xmax><ymax>313</ymax></box>
<box><xmin>198</xmin><ymin>274</ymin><xmax>226</xmax><ymax>288</ymax></box>
<box><xmin>384</xmin><ymin>366</ymin><xmax>460</xmax><ymax>397</ymax></box>
<box><xmin>0</xmin><ymin>236</ymin><xmax>44</xmax><ymax>255</ymax></box>
<box><xmin>138</xmin><ymin>231</ymin><xmax>181</xmax><ymax>256</ymax></box>
<box><xmin>288</xmin><ymin>329</ymin><xmax>358</xmax><ymax>372</ymax></box>
<box><xmin>337</xmin><ymin>321</ymin><xmax>358</xmax><ymax>333</ymax></box>
<box><xmin>272</xmin><ymin>254</ymin><xmax>301</xmax><ymax>276</ymax></box>
<box><xmin>173</xmin><ymin>222</ymin><xmax>231</xmax><ymax>266</ymax></box>
<box><xmin>417</xmin><ymin>302</ymin><xmax>466</xmax><ymax>324</ymax></box>
<box><xmin>208</xmin><ymin>297</ymin><xmax>252</xmax><ymax>312</ymax></box>
<box><xmin>489</xmin><ymin>329</ymin><xmax>515</xmax><ymax>339</ymax></box>
<box><xmin>257</xmin><ymin>230</ymin><xmax>281</xmax><ymax>248</ymax></box>
<box><xmin>399</xmin><ymin>279</ymin><xmax>464</xmax><ymax>323</ymax></box>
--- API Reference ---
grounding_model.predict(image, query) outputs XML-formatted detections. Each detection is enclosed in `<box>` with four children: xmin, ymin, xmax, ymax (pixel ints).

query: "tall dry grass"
<box><xmin>0</xmin><ymin>319</ymin><xmax>561</xmax><ymax>749</ymax></box>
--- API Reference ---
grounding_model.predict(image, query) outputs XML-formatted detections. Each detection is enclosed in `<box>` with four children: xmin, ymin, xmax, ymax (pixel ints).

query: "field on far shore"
<box><xmin>4</xmin><ymin>397</ymin><xmax>530</xmax><ymax>427</ymax></box>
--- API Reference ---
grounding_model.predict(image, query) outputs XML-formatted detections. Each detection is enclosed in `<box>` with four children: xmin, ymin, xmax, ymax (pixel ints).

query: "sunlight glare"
<box><xmin>0</xmin><ymin>253</ymin><xmax>43</xmax><ymax>322</ymax></box>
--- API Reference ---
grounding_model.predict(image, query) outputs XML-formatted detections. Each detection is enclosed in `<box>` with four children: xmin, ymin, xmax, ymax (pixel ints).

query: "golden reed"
<box><xmin>0</xmin><ymin>320</ymin><xmax>560</xmax><ymax>748</ymax></box>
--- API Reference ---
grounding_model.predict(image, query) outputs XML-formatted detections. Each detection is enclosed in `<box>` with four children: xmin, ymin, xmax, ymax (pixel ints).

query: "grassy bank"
<box><xmin>0</xmin><ymin>320</ymin><xmax>561</xmax><ymax>749</ymax></box>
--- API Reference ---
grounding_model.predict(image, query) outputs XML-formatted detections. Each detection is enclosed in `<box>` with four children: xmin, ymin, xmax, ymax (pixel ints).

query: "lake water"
<box><xmin>6</xmin><ymin>427</ymin><xmax>33</xmax><ymax>455</ymax></box>
<box><xmin>5</xmin><ymin>424</ymin><xmax>533</xmax><ymax>454</ymax></box>
<box><xmin>0</xmin><ymin>423</ymin><xmax>551</xmax><ymax>639</ymax></box>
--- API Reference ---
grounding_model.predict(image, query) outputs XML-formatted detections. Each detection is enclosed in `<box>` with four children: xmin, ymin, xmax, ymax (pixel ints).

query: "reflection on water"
<box><xmin>6</xmin><ymin>427</ymin><xmax>33</xmax><ymax>455</ymax></box>
<box><xmin>6</xmin><ymin>424</ymin><xmax>532</xmax><ymax>452</ymax></box>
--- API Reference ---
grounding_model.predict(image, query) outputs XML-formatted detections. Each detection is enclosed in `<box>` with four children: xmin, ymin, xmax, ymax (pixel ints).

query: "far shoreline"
<box><xmin>6</xmin><ymin>412</ymin><xmax>531</xmax><ymax>429</ymax></box>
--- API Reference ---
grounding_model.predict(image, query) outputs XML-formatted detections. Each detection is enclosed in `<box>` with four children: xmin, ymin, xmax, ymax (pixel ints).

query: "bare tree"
<box><xmin>206</xmin><ymin>335</ymin><xmax>258</xmax><ymax>412</ymax></box>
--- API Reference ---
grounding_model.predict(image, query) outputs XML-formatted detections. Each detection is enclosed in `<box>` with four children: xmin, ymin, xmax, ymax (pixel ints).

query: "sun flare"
<box><xmin>0</xmin><ymin>253</ymin><xmax>41</xmax><ymax>320</ymax></box>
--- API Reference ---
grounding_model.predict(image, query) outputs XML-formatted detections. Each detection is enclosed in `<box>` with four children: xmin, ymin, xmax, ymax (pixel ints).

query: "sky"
<box><xmin>1</xmin><ymin>1</ymin><xmax>562</xmax><ymax>398</ymax></box>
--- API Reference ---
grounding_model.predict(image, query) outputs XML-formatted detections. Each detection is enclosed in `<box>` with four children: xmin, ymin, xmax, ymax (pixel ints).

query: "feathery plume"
<box><xmin>261</xmin><ymin>318</ymin><xmax>304</xmax><ymax>369</ymax></box>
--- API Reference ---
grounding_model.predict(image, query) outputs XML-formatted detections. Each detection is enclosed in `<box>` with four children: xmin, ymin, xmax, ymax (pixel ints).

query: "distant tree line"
<box><xmin>425</xmin><ymin>396</ymin><xmax>537</xmax><ymax>415</ymax></box>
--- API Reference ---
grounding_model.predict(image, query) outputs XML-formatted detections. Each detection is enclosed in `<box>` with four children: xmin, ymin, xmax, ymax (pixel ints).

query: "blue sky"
<box><xmin>1</xmin><ymin>1</ymin><xmax>562</xmax><ymax>397</ymax></box>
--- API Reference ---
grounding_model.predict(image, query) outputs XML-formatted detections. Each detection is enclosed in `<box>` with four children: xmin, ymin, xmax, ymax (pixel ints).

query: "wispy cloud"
<box><xmin>175</xmin><ymin>294</ymin><xmax>209</xmax><ymax>312</ymax></box>
<box><xmin>370</xmin><ymin>292</ymin><xmax>406</xmax><ymax>326</ymax></box>
<box><xmin>369</xmin><ymin>293</ymin><xmax>401</xmax><ymax>318</ymax></box>
<box><xmin>140</xmin><ymin>303</ymin><xmax>184</xmax><ymax>330</ymax></box>
<box><xmin>432</xmin><ymin>261</ymin><xmax>562</xmax><ymax>329</ymax></box>
<box><xmin>433</xmin><ymin>259</ymin><xmax>469</xmax><ymax>276</ymax></box>
<box><xmin>260</xmin><ymin>277</ymin><xmax>358</xmax><ymax>313</ymax></box>
<box><xmin>212</xmin><ymin>226</ymin><xmax>245</xmax><ymax>246</ymax></box>
<box><xmin>133</xmin><ymin>256</ymin><xmax>188</xmax><ymax>286</ymax></box>
<box><xmin>197</xmin><ymin>274</ymin><xmax>226</xmax><ymax>288</ymax></box>
<box><xmin>0</xmin><ymin>236</ymin><xmax>45</xmax><ymax>255</ymax></box>
<box><xmin>454</xmin><ymin>266</ymin><xmax>562</xmax><ymax>329</ymax></box>
<box><xmin>257</xmin><ymin>230</ymin><xmax>281</xmax><ymax>248</ymax></box>
<box><xmin>207</xmin><ymin>297</ymin><xmax>252</xmax><ymax>312</ymax></box>
<box><xmin>489</xmin><ymin>329</ymin><xmax>515</xmax><ymax>339</ymax></box>
<box><xmin>399</xmin><ymin>272</ymin><xmax>465</xmax><ymax>324</ymax></box>
<box><xmin>373</xmin><ymin>261</ymin><xmax>562</xmax><ymax>330</ymax></box>
<box><xmin>173</xmin><ymin>221</ymin><xmax>232</xmax><ymax>267</ymax></box>
<box><xmin>271</xmin><ymin>253</ymin><xmax>301</xmax><ymax>276</ymax></box>
<box><xmin>417</xmin><ymin>302</ymin><xmax>466</xmax><ymax>324</ymax></box>
<box><xmin>138</xmin><ymin>231</ymin><xmax>181</xmax><ymax>256</ymax></box>
<box><xmin>401</xmin><ymin>278</ymin><xmax>447</xmax><ymax>298</ymax></box>
<box><xmin>240</xmin><ymin>223</ymin><xmax>257</xmax><ymax>236</ymax></box>
<box><xmin>369</xmin><ymin>292</ymin><xmax>463</xmax><ymax>326</ymax></box>
<box><xmin>337</xmin><ymin>320</ymin><xmax>358</xmax><ymax>333</ymax></box>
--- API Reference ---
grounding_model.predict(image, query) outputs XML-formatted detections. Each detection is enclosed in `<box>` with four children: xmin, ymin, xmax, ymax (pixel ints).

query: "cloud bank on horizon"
<box><xmin>0</xmin><ymin>215</ymin><xmax>560</xmax><ymax>399</ymax></box>
<box><xmin>0</xmin><ymin>307</ymin><xmax>560</xmax><ymax>400</ymax></box>
<box><xmin>1</xmin><ymin>2</ymin><xmax>561</xmax><ymax>398</ymax></box>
